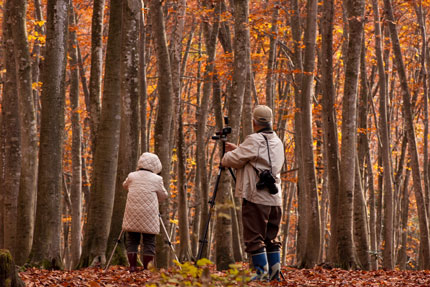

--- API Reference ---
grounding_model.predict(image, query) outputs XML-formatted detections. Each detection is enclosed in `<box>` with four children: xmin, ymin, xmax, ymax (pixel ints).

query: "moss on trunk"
<box><xmin>0</xmin><ymin>249</ymin><xmax>25</xmax><ymax>287</ymax></box>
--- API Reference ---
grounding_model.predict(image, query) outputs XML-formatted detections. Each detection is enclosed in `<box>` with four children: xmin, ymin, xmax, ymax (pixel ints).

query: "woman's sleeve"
<box><xmin>123</xmin><ymin>176</ymin><xmax>130</xmax><ymax>190</ymax></box>
<box><xmin>156</xmin><ymin>178</ymin><xmax>168</xmax><ymax>201</ymax></box>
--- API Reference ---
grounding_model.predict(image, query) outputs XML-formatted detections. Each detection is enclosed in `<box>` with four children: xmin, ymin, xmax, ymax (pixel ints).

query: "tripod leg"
<box><xmin>104</xmin><ymin>230</ymin><xmax>124</xmax><ymax>271</ymax></box>
<box><xmin>159</xmin><ymin>214</ymin><xmax>181</xmax><ymax>266</ymax></box>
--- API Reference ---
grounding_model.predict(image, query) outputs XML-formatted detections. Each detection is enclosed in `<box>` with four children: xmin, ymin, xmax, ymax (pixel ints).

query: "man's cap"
<box><xmin>253</xmin><ymin>105</ymin><xmax>273</xmax><ymax>123</ymax></box>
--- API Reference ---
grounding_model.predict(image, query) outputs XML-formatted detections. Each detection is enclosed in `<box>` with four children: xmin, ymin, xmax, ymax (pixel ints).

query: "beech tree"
<box><xmin>79</xmin><ymin>0</ymin><xmax>123</xmax><ymax>268</ymax></box>
<box><xmin>9</xmin><ymin>0</ymin><xmax>39</xmax><ymax>265</ymax></box>
<box><xmin>67</xmin><ymin>2</ymin><xmax>83</xmax><ymax>269</ymax></box>
<box><xmin>383</xmin><ymin>0</ymin><xmax>430</xmax><ymax>269</ymax></box>
<box><xmin>29</xmin><ymin>0</ymin><xmax>68</xmax><ymax>269</ymax></box>
<box><xmin>149</xmin><ymin>0</ymin><xmax>174</xmax><ymax>268</ymax></box>
<box><xmin>2</xmin><ymin>0</ymin><xmax>21</xmax><ymax>260</ymax></box>
<box><xmin>106</xmin><ymin>0</ymin><xmax>141</xmax><ymax>266</ymax></box>
<box><xmin>336</xmin><ymin>0</ymin><xmax>365</xmax><ymax>269</ymax></box>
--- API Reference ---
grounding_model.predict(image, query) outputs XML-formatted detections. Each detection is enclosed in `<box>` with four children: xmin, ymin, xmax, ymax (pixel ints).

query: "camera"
<box><xmin>256</xmin><ymin>169</ymin><xmax>278</xmax><ymax>194</ymax></box>
<box><xmin>212</xmin><ymin>116</ymin><xmax>232</xmax><ymax>141</ymax></box>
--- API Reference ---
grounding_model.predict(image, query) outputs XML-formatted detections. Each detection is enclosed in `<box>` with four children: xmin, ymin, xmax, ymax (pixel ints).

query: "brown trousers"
<box><xmin>126</xmin><ymin>232</ymin><xmax>156</xmax><ymax>255</ymax></box>
<box><xmin>242</xmin><ymin>199</ymin><xmax>282</xmax><ymax>254</ymax></box>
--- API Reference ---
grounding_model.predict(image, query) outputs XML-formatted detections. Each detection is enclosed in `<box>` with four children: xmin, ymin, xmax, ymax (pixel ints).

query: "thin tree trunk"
<box><xmin>78</xmin><ymin>0</ymin><xmax>123</xmax><ymax>268</ymax></box>
<box><xmin>169</xmin><ymin>0</ymin><xmax>186</xmax><ymax>144</ymax></box>
<box><xmin>2</xmin><ymin>1</ymin><xmax>21</xmax><ymax>259</ymax></box>
<box><xmin>196</xmin><ymin>3</ymin><xmax>220</xmax><ymax>260</ymax></box>
<box><xmin>229</xmin><ymin>0</ymin><xmax>249</xmax><ymax>143</ymax></box>
<box><xmin>357</xmin><ymin>34</ymin><xmax>377</xmax><ymax>270</ymax></box>
<box><xmin>29</xmin><ymin>0</ymin><xmax>68</xmax><ymax>269</ymax></box>
<box><xmin>372</xmin><ymin>0</ymin><xmax>394</xmax><ymax>269</ymax></box>
<box><xmin>177</xmin><ymin>111</ymin><xmax>192</xmax><ymax>261</ymax></box>
<box><xmin>68</xmin><ymin>3</ymin><xmax>83</xmax><ymax>269</ymax></box>
<box><xmin>31</xmin><ymin>0</ymin><xmax>44</xmax><ymax>123</ymax></box>
<box><xmin>191</xmin><ymin>26</ymin><xmax>203</xmax><ymax>259</ymax></box>
<box><xmin>149</xmin><ymin>0</ymin><xmax>174</xmax><ymax>268</ymax></box>
<box><xmin>289</xmin><ymin>0</ymin><xmax>306</xmax><ymax>266</ymax></box>
<box><xmin>265</xmin><ymin>0</ymin><xmax>278</xmax><ymax>110</ymax></box>
<box><xmin>88</xmin><ymin>0</ymin><xmax>105</xmax><ymax>142</ymax></box>
<box><xmin>139</xmin><ymin>10</ymin><xmax>148</xmax><ymax>153</ymax></box>
<box><xmin>383</xmin><ymin>0</ymin><xmax>430</xmax><ymax>269</ymax></box>
<box><xmin>415</xmin><ymin>1</ymin><xmax>429</xmax><ymax>224</ymax></box>
<box><xmin>353</xmin><ymin>156</ymin><xmax>370</xmax><ymax>270</ymax></box>
<box><xmin>10</xmin><ymin>0</ymin><xmax>39</xmax><ymax>265</ymax></box>
<box><xmin>337</xmin><ymin>0</ymin><xmax>364</xmax><ymax>269</ymax></box>
<box><xmin>0</xmin><ymin>113</ymin><xmax>4</xmax><ymax>250</ymax></box>
<box><xmin>281</xmin><ymin>183</ymin><xmax>295</xmax><ymax>265</ymax></box>
<box><xmin>298</xmin><ymin>0</ymin><xmax>320</xmax><ymax>268</ymax></box>
<box><xmin>397</xmin><ymin>168</ymin><xmax>410</xmax><ymax>269</ymax></box>
<box><xmin>366</xmin><ymin>128</ymin><xmax>378</xmax><ymax>270</ymax></box>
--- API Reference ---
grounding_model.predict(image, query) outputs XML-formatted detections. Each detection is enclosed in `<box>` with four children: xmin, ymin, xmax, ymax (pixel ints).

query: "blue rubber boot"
<box><xmin>251</xmin><ymin>251</ymin><xmax>269</xmax><ymax>281</ymax></box>
<box><xmin>267</xmin><ymin>250</ymin><xmax>281</xmax><ymax>281</ymax></box>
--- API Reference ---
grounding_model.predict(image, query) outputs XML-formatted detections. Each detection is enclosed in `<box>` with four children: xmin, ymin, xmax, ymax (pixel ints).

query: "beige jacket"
<box><xmin>122</xmin><ymin>153</ymin><xmax>168</xmax><ymax>234</ymax></box>
<box><xmin>221</xmin><ymin>131</ymin><xmax>284</xmax><ymax>206</ymax></box>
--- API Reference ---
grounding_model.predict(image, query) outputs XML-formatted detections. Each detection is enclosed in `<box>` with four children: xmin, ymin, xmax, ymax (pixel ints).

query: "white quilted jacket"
<box><xmin>122</xmin><ymin>153</ymin><xmax>168</xmax><ymax>234</ymax></box>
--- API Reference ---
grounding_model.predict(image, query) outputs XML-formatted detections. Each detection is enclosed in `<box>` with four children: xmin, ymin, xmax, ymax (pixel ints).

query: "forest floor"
<box><xmin>19</xmin><ymin>264</ymin><xmax>430</xmax><ymax>286</ymax></box>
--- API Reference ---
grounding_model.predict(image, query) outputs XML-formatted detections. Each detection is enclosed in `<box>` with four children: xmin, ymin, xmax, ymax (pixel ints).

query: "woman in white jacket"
<box><xmin>122</xmin><ymin>152</ymin><xmax>168</xmax><ymax>272</ymax></box>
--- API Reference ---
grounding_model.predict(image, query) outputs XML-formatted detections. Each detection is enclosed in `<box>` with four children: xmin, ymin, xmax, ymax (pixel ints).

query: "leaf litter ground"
<box><xmin>20</xmin><ymin>264</ymin><xmax>430</xmax><ymax>286</ymax></box>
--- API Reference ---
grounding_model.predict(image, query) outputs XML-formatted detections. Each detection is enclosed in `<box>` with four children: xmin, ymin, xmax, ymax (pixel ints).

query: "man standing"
<box><xmin>221</xmin><ymin>105</ymin><xmax>284</xmax><ymax>281</ymax></box>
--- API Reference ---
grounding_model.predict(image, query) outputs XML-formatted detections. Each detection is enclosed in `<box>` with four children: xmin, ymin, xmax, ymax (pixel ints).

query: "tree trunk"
<box><xmin>88</xmin><ymin>0</ymin><xmax>105</xmax><ymax>143</ymax></box>
<box><xmin>281</xmin><ymin>184</ymin><xmax>295</xmax><ymax>265</ymax></box>
<box><xmin>289</xmin><ymin>0</ymin><xmax>306</xmax><ymax>266</ymax></box>
<box><xmin>213</xmin><ymin>0</ymin><xmax>251</xmax><ymax>270</ymax></box>
<box><xmin>10</xmin><ymin>0</ymin><xmax>39</xmax><ymax>266</ymax></box>
<box><xmin>67</xmin><ymin>3</ymin><xmax>83</xmax><ymax>269</ymax></box>
<box><xmin>139</xmin><ymin>10</ymin><xmax>148</xmax><ymax>153</ymax></box>
<box><xmin>106</xmin><ymin>0</ymin><xmax>141</xmax><ymax>268</ymax></box>
<box><xmin>229</xmin><ymin>0</ymin><xmax>250</xmax><ymax>144</ymax></box>
<box><xmin>353</xmin><ymin>156</ymin><xmax>370</xmax><ymax>270</ymax></box>
<box><xmin>357</xmin><ymin>34</ymin><xmax>376</xmax><ymax>270</ymax></box>
<box><xmin>383</xmin><ymin>0</ymin><xmax>430</xmax><ymax>269</ymax></box>
<box><xmin>414</xmin><ymin>1</ymin><xmax>429</xmax><ymax>226</ymax></box>
<box><xmin>0</xmin><ymin>250</ymin><xmax>24</xmax><ymax>287</ymax></box>
<box><xmin>29</xmin><ymin>0</ymin><xmax>68</xmax><ymax>269</ymax></box>
<box><xmin>298</xmin><ymin>0</ymin><xmax>320</xmax><ymax>268</ymax></box>
<box><xmin>265</xmin><ymin>0</ymin><xmax>279</xmax><ymax>110</ymax></box>
<box><xmin>31</xmin><ymin>0</ymin><xmax>44</xmax><ymax>124</ymax></box>
<box><xmin>79</xmin><ymin>0</ymin><xmax>123</xmax><ymax>268</ymax></box>
<box><xmin>366</xmin><ymin>132</ymin><xmax>378</xmax><ymax>270</ymax></box>
<box><xmin>337</xmin><ymin>0</ymin><xmax>364</xmax><ymax>269</ymax></box>
<box><xmin>0</xmin><ymin>114</ymin><xmax>4</xmax><ymax>250</ymax></box>
<box><xmin>196</xmin><ymin>2</ymin><xmax>220</xmax><ymax>260</ymax></box>
<box><xmin>191</xmin><ymin>26</ymin><xmax>203</xmax><ymax>259</ymax></box>
<box><xmin>371</xmin><ymin>0</ymin><xmax>394</xmax><ymax>269</ymax></box>
<box><xmin>169</xmin><ymin>0</ymin><xmax>186</xmax><ymax>138</ymax></box>
<box><xmin>177</xmin><ymin>112</ymin><xmax>192</xmax><ymax>261</ymax></box>
<box><xmin>2</xmin><ymin>0</ymin><xmax>21</xmax><ymax>259</ymax></box>
<box><xmin>397</xmin><ymin>168</ymin><xmax>410</xmax><ymax>269</ymax></box>
<box><xmin>149</xmin><ymin>0</ymin><xmax>174</xmax><ymax>268</ymax></box>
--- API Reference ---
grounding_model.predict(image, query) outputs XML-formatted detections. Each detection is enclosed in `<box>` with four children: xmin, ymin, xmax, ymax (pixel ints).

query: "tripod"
<box><xmin>104</xmin><ymin>215</ymin><xmax>180</xmax><ymax>271</ymax></box>
<box><xmin>196</xmin><ymin>117</ymin><xmax>236</xmax><ymax>261</ymax></box>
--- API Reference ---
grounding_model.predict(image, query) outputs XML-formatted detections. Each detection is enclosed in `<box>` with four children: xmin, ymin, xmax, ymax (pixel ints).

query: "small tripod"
<box><xmin>196</xmin><ymin>117</ymin><xmax>236</xmax><ymax>261</ymax></box>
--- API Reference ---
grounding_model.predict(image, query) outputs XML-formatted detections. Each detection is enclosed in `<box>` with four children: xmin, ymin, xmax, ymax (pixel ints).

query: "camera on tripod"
<box><xmin>212</xmin><ymin>116</ymin><xmax>232</xmax><ymax>140</ymax></box>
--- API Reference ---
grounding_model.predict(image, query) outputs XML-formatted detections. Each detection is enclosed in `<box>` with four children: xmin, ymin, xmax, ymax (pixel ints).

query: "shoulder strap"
<box><xmin>261</xmin><ymin>134</ymin><xmax>273</xmax><ymax>173</ymax></box>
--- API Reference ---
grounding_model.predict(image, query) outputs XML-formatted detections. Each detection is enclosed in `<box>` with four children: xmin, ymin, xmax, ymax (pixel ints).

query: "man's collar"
<box><xmin>256</xmin><ymin>127</ymin><xmax>273</xmax><ymax>133</ymax></box>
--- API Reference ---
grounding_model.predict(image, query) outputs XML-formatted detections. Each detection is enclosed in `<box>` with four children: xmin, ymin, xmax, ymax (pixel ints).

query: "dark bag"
<box><xmin>254</xmin><ymin>134</ymin><xmax>278</xmax><ymax>195</ymax></box>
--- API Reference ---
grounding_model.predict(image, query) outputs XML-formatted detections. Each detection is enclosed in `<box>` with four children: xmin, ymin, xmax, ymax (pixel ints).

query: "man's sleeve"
<box><xmin>221</xmin><ymin>135</ymin><xmax>258</xmax><ymax>169</ymax></box>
